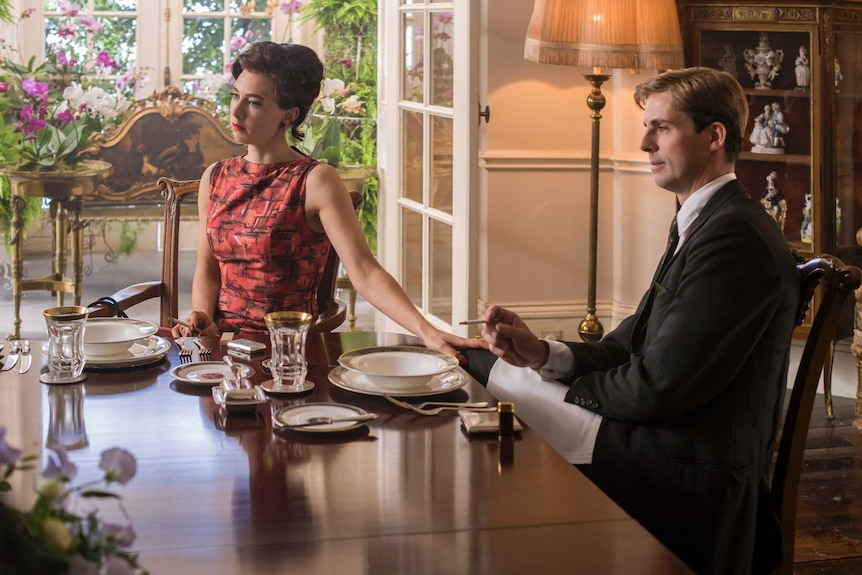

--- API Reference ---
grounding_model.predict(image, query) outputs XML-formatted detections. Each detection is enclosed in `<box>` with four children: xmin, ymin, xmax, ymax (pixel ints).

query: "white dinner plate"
<box><xmin>84</xmin><ymin>318</ymin><xmax>160</xmax><ymax>355</ymax></box>
<box><xmin>337</xmin><ymin>346</ymin><xmax>459</xmax><ymax>376</ymax></box>
<box><xmin>328</xmin><ymin>365</ymin><xmax>468</xmax><ymax>397</ymax></box>
<box><xmin>170</xmin><ymin>361</ymin><xmax>254</xmax><ymax>385</ymax></box>
<box><xmin>84</xmin><ymin>335</ymin><xmax>172</xmax><ymax>369</ymax></box>
<box><xmin>273</xmin><ymin>402</ymin><xmax>371</xmax><ymax>433</ymax></box>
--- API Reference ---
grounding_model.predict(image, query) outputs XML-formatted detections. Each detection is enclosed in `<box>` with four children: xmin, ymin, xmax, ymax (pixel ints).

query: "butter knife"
<box><xmin>18</xmin><ymin>340</ymin><xmax>31</xmax><ymax>374</ymax></box>
<box><xmin>277</xmin><ymin>413</ymin><xmax>378</xmax><ymax>429</ymax></box>
<box><xmin>2</xmin><ymin>341</ymin><xmax>20</xmax><ymax>371</ymax></box>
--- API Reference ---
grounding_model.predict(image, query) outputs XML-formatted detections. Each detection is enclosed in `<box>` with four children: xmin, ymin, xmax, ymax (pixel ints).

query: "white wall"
<box><xmin>480</xmin><ymin>0</ymin><xmax>676</xmax><ymax>340</ymax></box>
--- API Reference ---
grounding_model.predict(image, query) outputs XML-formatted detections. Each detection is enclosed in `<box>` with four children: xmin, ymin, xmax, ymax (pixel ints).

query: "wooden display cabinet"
<box><xmin>682</xmin><ymin>2</ymin><xmax>862</xmax><ymax>426</ymax></box>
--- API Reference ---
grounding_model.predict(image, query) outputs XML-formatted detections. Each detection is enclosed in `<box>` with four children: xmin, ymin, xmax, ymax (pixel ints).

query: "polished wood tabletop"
<box><xmin>0</xmin><ymin>331</ymin><xmax>692</xmax><ymax>574</ymax></box>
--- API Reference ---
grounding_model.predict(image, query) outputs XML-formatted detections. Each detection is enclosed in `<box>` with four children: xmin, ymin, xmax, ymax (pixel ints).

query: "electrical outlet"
<box><xmin>540</xmin><ymin>330</ymin><xmax>562</xmax><ymax>341</ymax></box>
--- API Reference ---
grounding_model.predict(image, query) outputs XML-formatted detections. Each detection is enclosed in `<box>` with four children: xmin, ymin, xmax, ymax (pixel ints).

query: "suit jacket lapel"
<box><xmin>629</xmin><ymin>181</ymin><xmax>748</xmax><ymax>350</ymax></box>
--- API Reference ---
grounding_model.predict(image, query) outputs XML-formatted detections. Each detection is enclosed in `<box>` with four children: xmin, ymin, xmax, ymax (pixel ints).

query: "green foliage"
<box><xmin>300</xmin><ymin>0</ymin><xmax>378</xmax><ymax>252</ymax></box>
<box><xmin>0</xmin><ymin>0</ymin><xmax>12</xmax><ymax>23</ymax></box>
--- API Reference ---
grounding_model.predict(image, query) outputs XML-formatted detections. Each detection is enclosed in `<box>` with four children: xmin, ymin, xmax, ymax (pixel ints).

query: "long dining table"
<box><xmin>0</xmin><ymin>331</ymin><xmax>693</xmax><ymax>574</ymax></box>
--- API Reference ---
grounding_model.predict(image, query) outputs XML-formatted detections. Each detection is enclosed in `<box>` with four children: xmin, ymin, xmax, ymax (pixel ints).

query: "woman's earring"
<box><xmin>279</xmin><ymin>121</ymin><xmax>286</xmax><ymax>128</ymax></box>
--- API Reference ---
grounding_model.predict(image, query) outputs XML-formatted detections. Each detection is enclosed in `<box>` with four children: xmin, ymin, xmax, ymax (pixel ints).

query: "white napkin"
<box><xmin>487</xmin><ymin>360</ymin><xmax>602</xmax><ymax>464</ymax></box>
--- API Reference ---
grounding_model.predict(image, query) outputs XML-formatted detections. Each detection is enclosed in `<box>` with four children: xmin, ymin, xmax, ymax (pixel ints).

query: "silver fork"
<box><xmin>194</xmin><ymin>339</ymin><xmax>211</xmax><ymax>359</ymax></box>
<box><xmin>177</xmin><ymin>340</ymin><xmax>193</xmax><ymax>363</ymax></box>
<box><xmin>384</xmin><ymin>395</ymin><xmax>496</xmax><ymax>415</ymax></box>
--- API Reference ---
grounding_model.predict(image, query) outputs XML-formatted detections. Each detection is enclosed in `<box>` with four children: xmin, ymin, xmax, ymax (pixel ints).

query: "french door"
<box><xmin>378</xmin><ymin>0</ymin><xmax>479</xmax><ymax>334</ymax></box>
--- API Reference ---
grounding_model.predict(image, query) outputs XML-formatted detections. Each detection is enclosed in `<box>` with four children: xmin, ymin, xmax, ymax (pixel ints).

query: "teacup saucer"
<box><xmin>40</xmin><ymin>372</ymin><xmax>87</xmax><ymax>385</ymax></box>
<box><xmin>260</xmin><ymin>378</ymin><xmax>315</xmax><ymax>395</ymax></box>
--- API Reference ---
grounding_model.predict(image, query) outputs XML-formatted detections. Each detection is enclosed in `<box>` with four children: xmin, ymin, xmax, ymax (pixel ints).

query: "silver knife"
<box><xmin>18</xmin><ymin>340</ymin><xmax>31</xmax><ymax>374</ymax></box>
<box><xmin>2</xmin><ymin>341</ymin><xmax>21</xmax><ymax>371</ymax></box>
<box><xmin>276</xmin><ymin>413</ymin><xmax>378</xmax><ymax>429</ymax></box>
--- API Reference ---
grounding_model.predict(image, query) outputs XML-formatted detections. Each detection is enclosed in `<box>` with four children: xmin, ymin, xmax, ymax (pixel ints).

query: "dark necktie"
<box><xmin>631</xmin><ymin>215</ymin><xmax>680</xmax><ymax>349</ymax></box>
<box><xmin>657</xmin><ymin>216</ymin><xmax>679</xmax><ymax>277</ymax></box>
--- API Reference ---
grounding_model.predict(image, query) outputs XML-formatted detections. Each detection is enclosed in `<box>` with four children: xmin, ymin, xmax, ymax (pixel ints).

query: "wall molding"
<box><xmin>481</xmin><ymin>149</ymin><xmax>652</xmax><ymax>174</ymax></box>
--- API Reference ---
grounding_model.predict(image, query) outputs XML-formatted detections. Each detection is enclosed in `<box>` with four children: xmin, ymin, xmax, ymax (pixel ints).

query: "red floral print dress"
<box><xmin>206</xmin><ymin>155</ymin><xmax>330</xmax><ymax>333</ymax></box>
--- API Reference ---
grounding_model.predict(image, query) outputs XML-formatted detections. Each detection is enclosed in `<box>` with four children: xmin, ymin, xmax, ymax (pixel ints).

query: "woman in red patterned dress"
<box><xmin>172</xmin><ymin>42</ymin><xmax>483</xmax><ymax>360</ymax></box>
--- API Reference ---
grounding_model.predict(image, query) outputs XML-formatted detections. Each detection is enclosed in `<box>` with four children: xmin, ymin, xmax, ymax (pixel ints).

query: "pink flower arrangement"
<box><xmin>0</xmin><ymin>3</ymin><xmax>147</xmax><ymax>171</ymax></box>
<box><xmin>0</xmin><ymin>425</ymin><xmax>146</xmax><ymax>575</ymax></box>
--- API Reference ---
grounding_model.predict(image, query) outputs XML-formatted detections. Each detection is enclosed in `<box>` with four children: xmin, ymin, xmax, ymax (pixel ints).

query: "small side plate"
<box><xmin>170</xmin><ymin>361</ymin><xmax>254</xmax><ymax>385</ymax></box>
<box><xmin>273</xmin><ymin>403</ymin><xmax>370</xmax><ymax>433</ymax></box>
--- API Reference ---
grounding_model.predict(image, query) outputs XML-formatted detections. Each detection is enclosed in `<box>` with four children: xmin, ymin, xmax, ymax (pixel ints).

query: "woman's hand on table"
<box><xmin>170</xmin><ymin>311</ymin><xmax>218</xmax><ymax>338</ymax></box>
<box><xmin>420</xmin><ymin>327</ymin><xmax>489</xmax><ymax>366</ymax></box>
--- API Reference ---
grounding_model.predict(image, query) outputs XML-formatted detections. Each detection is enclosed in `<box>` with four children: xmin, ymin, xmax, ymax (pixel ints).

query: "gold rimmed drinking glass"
<box><xmin>263</xmin><ymin>311</ymin><xmax>314</xmax><ymax>393</ymax></box>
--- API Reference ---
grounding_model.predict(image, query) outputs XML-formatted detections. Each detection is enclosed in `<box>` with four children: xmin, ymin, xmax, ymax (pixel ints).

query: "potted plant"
<box><xmin>299</xmin><ymin>0</ymin><xmax>378</xmax><ymax>253</ymax></box>
<box><xmin>0</xmin><ymin>5</ymin><xmax>147</xmax><ymax>252</ymax></box>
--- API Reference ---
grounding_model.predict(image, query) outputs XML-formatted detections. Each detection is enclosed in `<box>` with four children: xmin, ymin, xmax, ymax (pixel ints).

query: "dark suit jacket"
<box><xmin>563</xmin><ymin>180</ymin><xmax>798</xmax><ymax>575</ymax></box>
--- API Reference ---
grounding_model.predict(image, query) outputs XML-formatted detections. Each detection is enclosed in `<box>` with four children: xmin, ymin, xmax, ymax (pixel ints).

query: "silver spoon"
<box><xmin>223</xmin><ymin>355</ymin><xmax>243</xmax><ymax>388</ymax></box>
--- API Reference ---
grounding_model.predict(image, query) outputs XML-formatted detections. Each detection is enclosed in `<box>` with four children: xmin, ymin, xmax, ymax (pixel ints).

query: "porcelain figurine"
<box><xmin>743</xmin><ymin>33</ymin><xmax>784</xmax><ymax>89</ymax></box>
<box><xmin>794</xmin><ymin>46</ymin><xmax>811</xmax><ymax>91</ymax></box>
<box><xmin>801</xmin><ymin>192</ymin><xmax>813</xmax><ymax>243</ymax></box>
<box><xmin>750</xmin><ymin>102</ymin><xmax>789</xmax><ymax>154</ymax></box>
<box><xmin>718</xmin><ymin>45</ymin><xmax>738</xmax><ymax>78</ymax></box>
<box><xmin>761</xmin><ymin>171</ymin><xmax>787</xmax><ymax>232</ymax></box>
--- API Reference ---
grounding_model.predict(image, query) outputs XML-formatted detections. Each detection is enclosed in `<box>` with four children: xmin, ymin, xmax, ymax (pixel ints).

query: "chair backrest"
<box><xmin>157</xmin><ymin>177</ymin><xmax>201</xmax><ymax>327</ymax></box>
<box><xmin>86</xmin><ymin>177</ymin><xmax>197</xmax><ymax>322</ymax></box>
<box><xmin>311</xmin><ymin>190</ymin><xmax>363</xmax><ymax>333</ymax></box>
<box><xmin>770</xmin><ymin>255</ymin><xmax>862</xmax><ymax>574</ymax></box>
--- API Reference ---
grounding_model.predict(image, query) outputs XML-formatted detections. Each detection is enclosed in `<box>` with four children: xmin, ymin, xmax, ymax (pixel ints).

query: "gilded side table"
<box><xmin>0</xmin><ymin>160</ymin><xmax>111</xmax><ymax>339</ymax></box>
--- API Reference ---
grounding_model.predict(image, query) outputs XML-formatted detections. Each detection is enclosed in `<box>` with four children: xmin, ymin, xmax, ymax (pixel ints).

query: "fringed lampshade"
<box><xmin>523</xmin><ymin>0</ymin><xmax>683</xmax><ymax>341</ymax></box>
<box><xmin>524</xmin><ymin>0</ymin><xmax>684</xmax><ymax>71</ymax></box>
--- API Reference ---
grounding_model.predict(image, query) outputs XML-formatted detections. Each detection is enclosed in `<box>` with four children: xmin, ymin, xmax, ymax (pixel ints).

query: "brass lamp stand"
<box><xmin>578</xmin><ymin>73</ymin><xmax>609</xmax><ymax>342</ymax></box>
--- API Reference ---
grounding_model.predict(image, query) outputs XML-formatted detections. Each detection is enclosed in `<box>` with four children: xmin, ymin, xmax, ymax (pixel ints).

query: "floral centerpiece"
<box><xmin>0</xmin><ymin>425</ymin><xmax>147</xmax><ymax>575</ymax></box>
<box><xmin>0</xmin><ymin>2</ymin><xmax>148</xmax><ymax>248</ymax></box>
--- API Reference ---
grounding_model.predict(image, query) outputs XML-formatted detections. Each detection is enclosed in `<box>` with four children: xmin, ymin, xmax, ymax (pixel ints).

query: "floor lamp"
<box><xmin>524</xmin><ymin>0</ymin><xmax>684</xmax><ymax>342</ymax></box>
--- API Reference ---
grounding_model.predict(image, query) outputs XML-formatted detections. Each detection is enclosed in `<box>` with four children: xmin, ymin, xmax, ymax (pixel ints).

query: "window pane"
<box><xmin>402</xmin><ymin>209</ymin><xmax>423</xmax><ymax>307</ymax></box>
<box><xmin>184</xmin><ymin>0</ymin><xmax>223</xmax><ymax>13</ymax></box>
<box><xmin>430</xmin><ymin>11</ymin><xmax>453</xmax><ymax>107</ymax></box>
<box><xmin>45</xmin><ymin>16</ymin><xmax>137</xmax><ymax>71</ymax></box>
<box><xmin>402</xmin><ymin>109</ymin><xmax>424</xmax><ymax>202</ymax></box>
<box><xmin>430</xmin><ymin>115</ymin><xmax>452</xmax><ymax>212</ymax></box>
<box><xmin>183</xmin><ymin>18</ymin><xmax>225</xmax><ymax>76</ymax></box>
<box><xmin>230</xmin><ymin>16</ymin><xmax>272</xmax><ymax>48</ymax></box>
<box><xmin>95</xmin><ymin>17</ymin><xmax>137</xmax><ymax>70</ymax></box>
<box><xmin>94</xmin><ymin>0</ymin><xmax>137</xmax><ymax>11</ymax></box>
<box><xmin>429</xmin><ymin>218</ymin><xmax>452</xmax><ymax>323</ymax></box>
<box><xmin>402</xmin><ymin>11</ymin><xmax>423</xmax><ymax>103</ymax></box>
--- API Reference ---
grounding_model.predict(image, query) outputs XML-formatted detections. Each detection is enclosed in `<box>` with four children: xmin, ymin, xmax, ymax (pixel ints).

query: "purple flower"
<box><xmin>230</xmin><ymin>35</ymin><xmax>247</xmax><ymax>51</ymax></box>
<box><xmin>99</xmin><ymin>448</ymin><xmax>136</xmax><ymax>485</ymax></box>
<box><xmin>0</xmin><ymin>82</ymin><xmax>8</xmax><ymax>95</ymax></box>
<box><xmin>95</xmin><ymin>51</ymin><xmax>117</xmax><ymax>70</ymax></box>
<box><xmin>280</xmin><ymin>1</ymin><xmax>303</xmax><ymax>15</ymax></box>
<box><xmin>103</xmin><ymin>522</ymin><xmax>137</xmax><ymax>547</ymax></box>
<box><xmin>17</xmin><ymin>105</ymin><xmax>48</xmax><ymax>135</ymax></box>
<box><xmin>0</xmin><ymin>426</ymin><xmax>22</xmax><ymax>465</ymax></box>
<box><xmin>80</xmin><ymin>15</ymin><xmax>102</xmax><ymax>34</ymax></box>
<box><xmin>57</xmin><ymin>22</ymin><xmax>78</xmax><ymax>39</ymax></box>
<box><xmin>43</xmin><ymin>445</ymin><xmax>78</xmax><ymax>482</ymax></box>
<box><xmin>56</xmin><ymin>108</ymin><xmax>75</xmax><ymax>125</ymax></box>
<box><xmin>59</xmin><ymin>0</ymin><xmax>81</xmax><ymax>18</ymax></box>
<box><xmin>21</xmin><ymin>78</ymin><xmax>49</xmax><ymax>99</ymax></box>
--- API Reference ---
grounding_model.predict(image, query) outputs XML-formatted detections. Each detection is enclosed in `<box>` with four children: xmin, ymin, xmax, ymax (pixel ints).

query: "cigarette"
<box><xmin>459</xmin><ymin>319</ymin><xmax>489</xmax><ymax>325</ymax></box>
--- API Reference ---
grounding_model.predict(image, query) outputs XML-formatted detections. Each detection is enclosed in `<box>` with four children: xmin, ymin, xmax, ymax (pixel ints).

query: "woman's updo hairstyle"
<box><xmin>231</xmin><ymin>42</ymin><xmax>324</xmax><ymax>141</ymax></box>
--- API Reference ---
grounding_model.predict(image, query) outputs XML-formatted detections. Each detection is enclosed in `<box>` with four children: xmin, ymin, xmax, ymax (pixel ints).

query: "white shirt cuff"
<box><xmin>534</xmin><ymin>339</ymin><xmax>574</xmax><ymax>380</ymax></box>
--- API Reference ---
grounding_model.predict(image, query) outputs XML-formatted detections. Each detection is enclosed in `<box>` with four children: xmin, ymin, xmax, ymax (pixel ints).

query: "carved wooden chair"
<box><xmin>769</xmin><ymin>255</ymin><xmax>861</xmax><ymax>575</ymax></box>
<box><xmin>88</xmin><ymin>178</ymin><xmax>359</xmax><ymax>334</ymax></box>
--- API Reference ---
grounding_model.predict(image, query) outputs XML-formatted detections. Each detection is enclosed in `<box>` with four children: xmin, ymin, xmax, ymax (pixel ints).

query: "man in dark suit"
<box><xmin>464</xmin><ymin>67</ymin><xmax>798</xmax><ymax>574</ymax></box>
